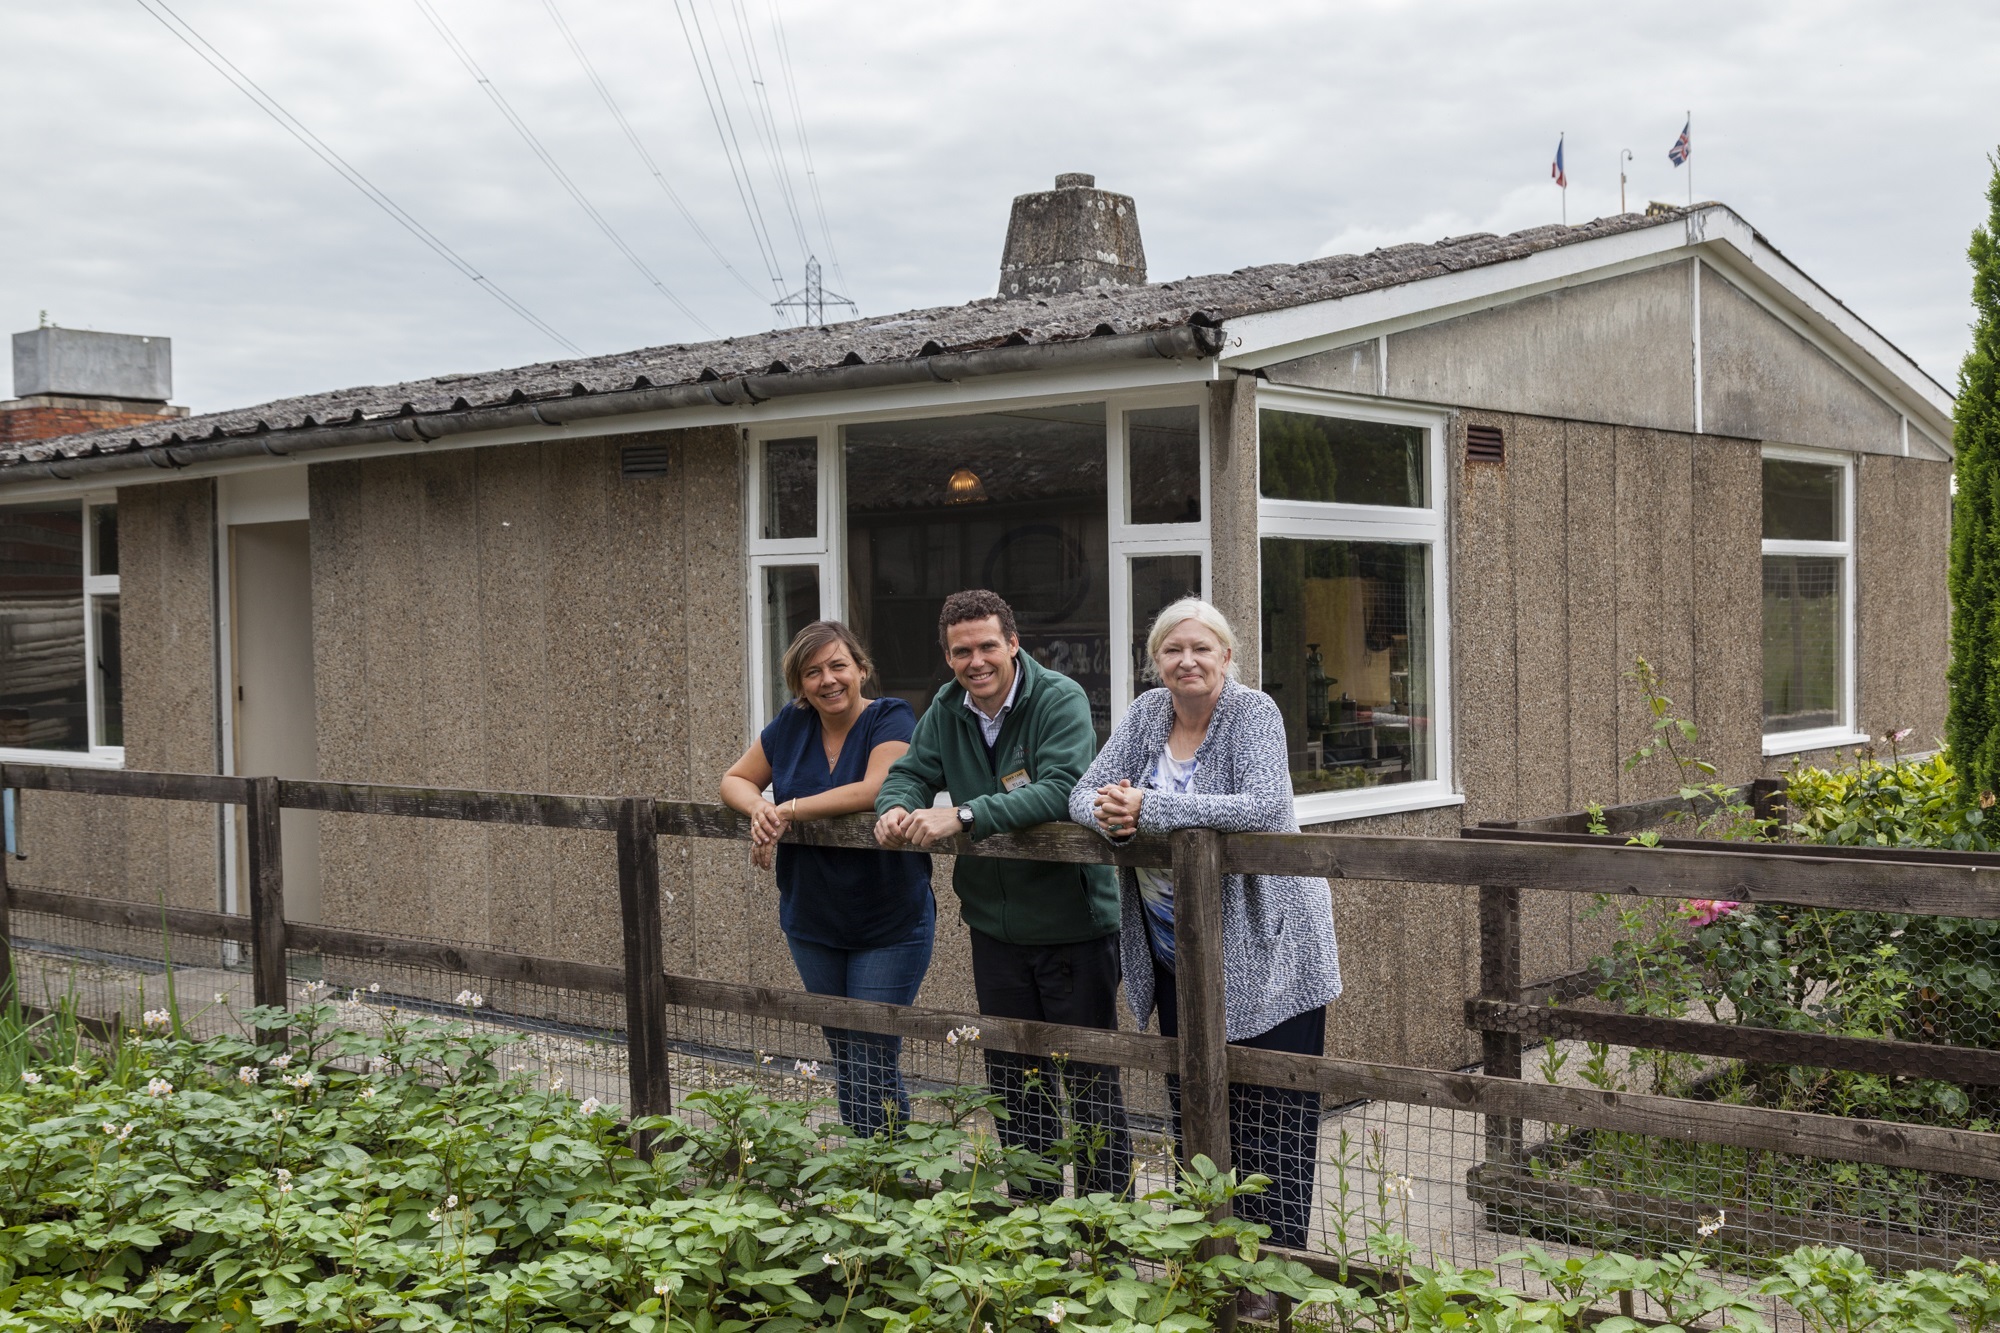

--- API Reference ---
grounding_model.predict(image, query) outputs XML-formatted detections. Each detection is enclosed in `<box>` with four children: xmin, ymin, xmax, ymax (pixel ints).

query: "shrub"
<box><xmin>0</xmin><ymin>996</ymin><xmax>1332</xmax><ymax>1331</ymax></box>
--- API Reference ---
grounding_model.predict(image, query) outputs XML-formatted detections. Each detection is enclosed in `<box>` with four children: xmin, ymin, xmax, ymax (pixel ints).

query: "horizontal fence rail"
<box><xmin>13</xmin><ymin>765</ymin><xmax>2000</xmax><ymax>912</ymax></box>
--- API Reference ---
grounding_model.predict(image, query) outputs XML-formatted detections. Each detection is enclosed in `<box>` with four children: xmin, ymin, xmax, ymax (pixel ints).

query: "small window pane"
<box><xmin>761</xmin><ymin>438</ymin><xmax>818</xmax><ymax>540</ymax></box>
<box><xmin>762</xmin><ymin>565</ymin><xmax>821</xmax><ymax>718</ymax></box>
<box><xmin>1763</xmin><ymin>555</ymin><xmax>1841</xmax><ymax>733</ymax></box>
<box><xmin>1260</xmin><ymin>409</ymin><xmax>1425</xmax><ymax>507</ymax></box>
<box><xmin>1129</xmin><ymin>554</ymin><xmax>1203</xmax><ymax>694</ymax></box>
<box><xmin>0</xmin><ymin>503</ymin><xmax>86</xmax><ymax>751</ymax></box>
<box><xmin>1261</xmin><ymin>537</ymin><xmax>1431</xmax><ymax>794</ymax></box>
<box><xmin>90</xmin><ymin>506</ymin><xmax>119</xmax><ymax>576</ymax></box>
<box><xmin>1762</xmin><ymin>459</ymin><xmax>1841</xmax><ymax>542</ymax></box>
<box><xmin>1127</xmin><ymin>406</ymin><xmax>1201</xmax><ymax>524</ymax></box>
<box><xmin>93</xmin><ymin>595</ymin><xmax>122</xmax><ymax>748</ymax></box>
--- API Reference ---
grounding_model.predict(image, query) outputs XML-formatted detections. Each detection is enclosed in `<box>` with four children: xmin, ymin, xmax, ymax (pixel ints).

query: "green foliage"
<box><xmin>0</xmin><ymin>1002</ymin><xmax>1335</xmax><ymax>1332</ymax></box>
<box><xmin>1560</xmin><ymin>686</ymin><xmax>2000</xmax><ymax>1250</ymax></box>
<box><xmin>1621</xmin><ymin>658</ymin><xmax>1771</xmax><ymax>843</ymax></box>
<box><xmin>10</xmin><ymin>1009</ymin><xmax>2000</xmax><ymax>1330</ymax></box>
<box><xmin>1948</xmin><ymin>152</ymin><xmax>2000</xmax><ymax>802</ymax></box>
<box><xmin>1784</xmin><ymin>746</ymin><xmax>1996</xmax><ymax>851</ymax></box>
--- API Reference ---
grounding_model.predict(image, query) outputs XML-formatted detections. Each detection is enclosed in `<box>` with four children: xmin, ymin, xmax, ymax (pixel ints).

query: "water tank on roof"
<box><xmin>12</xmin><ymin>327</ymin><xmax>173</xmax><ymax>402</ymax></box>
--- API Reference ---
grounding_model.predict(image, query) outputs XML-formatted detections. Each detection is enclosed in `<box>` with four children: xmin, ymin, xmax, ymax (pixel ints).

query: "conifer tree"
<box><xmin>1947</xmin><ymin>155</ymin><xmax>2000</xmax><ymax>795</ymax></box>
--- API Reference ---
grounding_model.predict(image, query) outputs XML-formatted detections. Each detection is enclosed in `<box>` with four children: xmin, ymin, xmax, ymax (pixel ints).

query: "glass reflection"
<box><xmin>1260</xmin><ymin>538</ymin><xmax>1431</xmax><ymax>793</ymax></box>
<box><xmin>845</xmin><ymin>405</ymin><xmax>1110</xmax><ymax>738</ymax></box>
<box><xmin>0</xmin><ymin>504</ymin><xmax>86</xmax><ymax>751</ymax></box>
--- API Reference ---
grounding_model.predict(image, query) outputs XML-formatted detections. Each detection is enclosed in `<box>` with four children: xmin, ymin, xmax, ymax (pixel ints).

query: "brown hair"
<box><xmin>937</xmin><ymin>589</ymin><xmax>1018</xmax><ymax>649</ymax></box>
<box><xmin>781</xmin><ymin>620</ymin><xmax>874</xmax><ymax>709</ymax></box>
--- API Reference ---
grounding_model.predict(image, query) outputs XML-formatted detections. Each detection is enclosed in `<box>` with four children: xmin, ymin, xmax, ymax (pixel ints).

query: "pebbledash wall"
<box><xmin>11</xmin><ymin>399</ymin><xmax>1946</xmax><ymax>1069</ymax></box>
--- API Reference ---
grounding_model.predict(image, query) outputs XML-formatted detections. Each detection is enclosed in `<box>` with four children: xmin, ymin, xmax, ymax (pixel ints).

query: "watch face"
<box><xmin>958</xmin><ymin>807</ymin><xmax>974</xmax><ymax>824</ymax></box>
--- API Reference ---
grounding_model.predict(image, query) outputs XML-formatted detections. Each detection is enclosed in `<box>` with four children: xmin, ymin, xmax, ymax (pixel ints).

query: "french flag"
<box><xmin>1669</xmin><ymin>118</ymin><xmax>1691</xmax><ymax>167</ymax></box>
<box><xmin>1551</xmin><ymin>134</ymin><xmax>1566</xmax><ymax>189</ymax></box>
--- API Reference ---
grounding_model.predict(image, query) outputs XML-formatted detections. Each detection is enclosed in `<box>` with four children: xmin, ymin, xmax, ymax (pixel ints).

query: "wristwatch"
<box><xmin>957</xmin><ymin>805</ymin><xmax>975</xmax><ymax>833</ymax></box>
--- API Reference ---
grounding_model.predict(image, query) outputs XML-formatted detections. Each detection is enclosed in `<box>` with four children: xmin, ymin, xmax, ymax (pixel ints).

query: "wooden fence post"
<box><xmin>245</xmin><ymin>776</ymin><xmax>289</xmax><ymax>1042</ymax></box>
<box><xmin>0</xmin><ymin>771</ymin><xmax>13</xmax><ymax>1005</ymax></box>
<box><xmin>1173</xmin><ymin>828</ymin><xmax>1234</xmax><ymax>1330</ymax></box>
<box><xmin>1477</xmin><ymin>884</ymin><xmax>1523</xmax><ymax>1163</ymax></box>
<box><xmin>617</xmin><ymin>796</ymin><xmax>672</xmax><ymax>1150</ymax></box>
<box><xmin>1172</xmin><ymin>829</ymin><xmax>1231</xmax><ymax>1175</ymax></box>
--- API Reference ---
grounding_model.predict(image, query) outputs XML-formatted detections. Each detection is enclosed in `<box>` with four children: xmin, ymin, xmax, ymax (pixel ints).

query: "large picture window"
<box><xmin>0</xmin><ymin>499</ymin><xmax>122</xmax><ymax>760</ymax></box>
<box><xmin>1761</xmin><ymin>451</ymin><xmax>1856</xmax><ymax>751</ymax></box>
<box><xmin>1255</xmin><ymin>392</ymin><xmax>1450</xmax><ymax>822</ymax></box>
<box><xmin>745</xmin><ymin>396</ymin><xmax>1210</xmax><ymax>750</ymax></box>
<box><xmin>844</xmin><ymin>406</ymin><xmax>1113</xmax><ymax>740</ymax></box>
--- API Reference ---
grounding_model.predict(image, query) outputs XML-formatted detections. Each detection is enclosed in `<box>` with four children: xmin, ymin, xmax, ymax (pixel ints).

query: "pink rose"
<box><xmin>1682</xmin><ymin>899</ymin><xmax>1741</xmax><ymax>926</ymax></box>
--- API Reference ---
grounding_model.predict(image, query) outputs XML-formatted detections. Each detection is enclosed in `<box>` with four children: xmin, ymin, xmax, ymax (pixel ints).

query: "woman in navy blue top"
<box><xmin>721</xmin><ymin>620</ymin><xmax>934</xmax><ymax>1136</ymax></box>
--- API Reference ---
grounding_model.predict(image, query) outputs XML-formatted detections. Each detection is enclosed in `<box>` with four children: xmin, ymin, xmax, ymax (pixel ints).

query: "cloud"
<box><xmin>1</xmin><ymin>0</ymin><xmax>1994</xmax><ymax>410</ymax></box>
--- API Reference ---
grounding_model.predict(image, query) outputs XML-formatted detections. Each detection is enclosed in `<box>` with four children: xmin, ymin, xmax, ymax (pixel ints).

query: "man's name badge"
<box><xmin>1001</xmin><ymin>769</ymin><xmax>1032</xmax><ymax>793</ymax></box>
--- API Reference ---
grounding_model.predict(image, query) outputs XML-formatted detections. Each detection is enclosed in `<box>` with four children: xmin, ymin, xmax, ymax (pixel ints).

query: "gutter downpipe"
<box><xmin>8</xmin><ymin>325</ymin><xmax>1225</xmax><ymax>486</ymax></box>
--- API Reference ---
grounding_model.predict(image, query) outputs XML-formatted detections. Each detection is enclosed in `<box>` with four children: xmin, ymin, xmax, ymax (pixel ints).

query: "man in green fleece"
<box><xmin>874</xmin><ymin>588</ymin><xmax>1130</xmax><ymax>1199</ymax></box>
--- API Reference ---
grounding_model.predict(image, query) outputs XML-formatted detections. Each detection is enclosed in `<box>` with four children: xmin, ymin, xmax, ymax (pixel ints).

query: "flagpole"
<box><xmin>1561</xmin><ymin>131</ymin><xmax>1567</xmax><ymax>225</ymax></box>
<box><xmin>1686</xmin><ymin>110</ymin><xmax>1693</xmax><ymax>207</ymax></box>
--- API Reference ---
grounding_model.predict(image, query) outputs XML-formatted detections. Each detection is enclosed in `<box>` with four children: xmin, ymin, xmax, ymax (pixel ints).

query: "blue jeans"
<box><xmin>784</xmin><ymin>904</ymin><xmax>935</xmax><ymax>1137</ymax></box>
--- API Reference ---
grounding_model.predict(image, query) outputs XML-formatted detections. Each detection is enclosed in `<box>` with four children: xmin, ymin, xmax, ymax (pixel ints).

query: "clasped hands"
<box><xmin>1092</xmin><ymin>779</ymin><xmax>1144</xmax><ymax>839</ymax></box>
<box><xmin>748</xmin><ymin>798</ymin><xmax>794</xmax><ymax>870</ymax></box>
<box><xmin>873</xmin><ymin>805</ymin><xmax>964</xmax><ymax>850</ymax></box>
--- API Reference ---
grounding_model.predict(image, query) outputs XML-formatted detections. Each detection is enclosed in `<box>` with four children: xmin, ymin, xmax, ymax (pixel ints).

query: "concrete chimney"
<box><xmin>2</xmin><ymin>325</ymin><xmax>186</xmax><ymax>446</ymax></box>
<box><xmin>997</xmin><ymin>173</ymin><xmax>1146</xmax><ymax>300</ymax></box>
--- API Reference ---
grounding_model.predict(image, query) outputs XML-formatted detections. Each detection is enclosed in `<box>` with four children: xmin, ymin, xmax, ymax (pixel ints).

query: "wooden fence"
<box><xmin>5</xmin><ymin>763</ymin><xmax>2000</xmax><ymax>1201</ymax></box>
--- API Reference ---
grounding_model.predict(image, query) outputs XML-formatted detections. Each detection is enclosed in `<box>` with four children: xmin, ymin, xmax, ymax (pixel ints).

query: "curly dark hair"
<box><xmin>937</xmin><ymin>589</ymin><xmax>1018</xmax><ymax>648</ymax></box>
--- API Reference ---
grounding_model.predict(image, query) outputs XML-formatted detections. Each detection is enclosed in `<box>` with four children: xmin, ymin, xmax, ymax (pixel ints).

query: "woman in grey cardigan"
<box><xmin>1069</xmin><ymin>597</ymin><xmax>1341</xmax><ymax>1264</ymax></box>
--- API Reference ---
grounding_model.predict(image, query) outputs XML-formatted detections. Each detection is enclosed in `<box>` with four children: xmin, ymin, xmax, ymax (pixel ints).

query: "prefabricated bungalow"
<box><xmin>0</xmin><ymin>177</ymin><xmax>1955</xmax><ymax>1066</ymax></box>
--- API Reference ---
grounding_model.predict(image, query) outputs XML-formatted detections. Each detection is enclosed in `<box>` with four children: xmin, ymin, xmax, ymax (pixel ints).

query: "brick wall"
<box><xmin>0</xmin><ymin>396</ymin><xmax>184</xmax><ymax>445</ymax></box>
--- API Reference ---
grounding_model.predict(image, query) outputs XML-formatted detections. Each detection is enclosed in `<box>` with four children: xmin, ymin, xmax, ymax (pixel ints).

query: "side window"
<box><xmin>0</xmin><ymin>500</ymin><xmax>122</xmax><ymax>758</ymax></box>
<box><xmin>1254</xmin><ymin>393</ymin><xmax>1449</xmax><ymax>822</ymax></box>
<box><xmin>1760</xmin><ymin>454</ymin><xmax>1853</xmax><ymax>749</ymax></box>
<box><xmin>747</xmin><ymin>434</ymin><xmax>836</xmax><ymax>729</ymax></box>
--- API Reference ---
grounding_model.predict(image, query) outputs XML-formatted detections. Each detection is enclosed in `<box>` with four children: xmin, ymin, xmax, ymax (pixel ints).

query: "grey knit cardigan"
<box><xmin>1067</xmin><ymin>679</ymin><xmax>1342</xmax><ymax>1041</ymax></box>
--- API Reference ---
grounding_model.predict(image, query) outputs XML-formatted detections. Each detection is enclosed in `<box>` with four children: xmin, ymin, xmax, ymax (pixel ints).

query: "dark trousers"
<box><xmin>968</xmin><ymin>927</ymin><xmax>1133</xmax><ymax>1200</ymax></box>
<box><xmin>1154</xmin><ymin>956</ymin><xmax>1325</xmax><ymax>1249</ymax></box>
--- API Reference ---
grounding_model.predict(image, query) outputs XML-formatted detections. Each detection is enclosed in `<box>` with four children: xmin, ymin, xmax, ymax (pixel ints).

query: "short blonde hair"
<box><xmin>781</xmin><ymin>620</ymin><xmax>874</xmax><ymax>708</ymax></box>
<box><xmin>1143</xmin><ymin>598</ymin><xmax>1239</xmax><ymax>682</ymax></box>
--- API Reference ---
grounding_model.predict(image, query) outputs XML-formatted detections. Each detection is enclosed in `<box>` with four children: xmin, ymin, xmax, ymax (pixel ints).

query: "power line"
<box><xmin>130</xmin><ymin>0</ymin><xmax>582</xmax><ymax>356</ymax></box>
<box><xmin>538</xmin><ymin>0</ymin><xmax>768</xmax><ymax>306</ymax></box>
<box><xmin>412</xmin><ymin>0</ymin><xmax>714</xmax><ymax>336</ymax></box>
<box><xmin>671</xmin><ymin>0</ymin><xmax>787</xmax><ymax>299</ymax></box>
<box><xmin>722</xmin><ymin>0</ymin><xmax>813</xmax><ymax>269</ymax></box>
<box><xmin>765</xmin><ymin>0</ymin><xmax>852</xmax><ymax>304</ymax></box>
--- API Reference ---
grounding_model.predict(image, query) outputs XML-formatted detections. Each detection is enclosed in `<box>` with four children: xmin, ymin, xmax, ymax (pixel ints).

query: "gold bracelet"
<box><xmin>787</xmin><ymin>797</ymin><xmax>799</xmax><ymax>820</ymax></box>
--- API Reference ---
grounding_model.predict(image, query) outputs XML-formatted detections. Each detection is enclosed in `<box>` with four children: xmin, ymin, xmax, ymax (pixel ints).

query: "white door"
<box><xmin>230</xmin><ymin>521</ymin><xmax>322</xmax><ymax>924</ymax></box>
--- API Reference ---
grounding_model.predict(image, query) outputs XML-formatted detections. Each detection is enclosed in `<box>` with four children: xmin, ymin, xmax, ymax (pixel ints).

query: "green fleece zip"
<box><xmin>875</xmin><ymin>652</ymin><xmax>1119</xmax><ymax>946</ymax></box>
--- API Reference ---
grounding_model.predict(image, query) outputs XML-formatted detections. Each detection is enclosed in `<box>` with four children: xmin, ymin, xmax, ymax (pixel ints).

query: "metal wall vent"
<box><xmin>620</xmin><ymin>443</ymin><xmax>673</xmax><ymax>478</ymax></box>
<box><xmin>1466</xmin><ymin>424</ymin><xmax>1505</xmax><ymax>464</ymax></box>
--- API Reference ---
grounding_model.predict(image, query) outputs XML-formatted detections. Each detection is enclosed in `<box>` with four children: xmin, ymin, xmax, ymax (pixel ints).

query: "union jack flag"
<box><xmin>1669</xmin><ymin>118</ymin><xmax>1691</xmax><ymax>167</ymax></box>
<box><xmin>1551</xmin><ymin>135</ymin><xmax>1567</xmax><ymax>189</ymax></box>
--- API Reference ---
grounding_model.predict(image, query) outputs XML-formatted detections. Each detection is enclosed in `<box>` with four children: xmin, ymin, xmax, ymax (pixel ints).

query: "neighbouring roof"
<box><xmin>4</xmin><ymin>208</ymin><xmax>1705</xmax><ymax>470</ymax></box>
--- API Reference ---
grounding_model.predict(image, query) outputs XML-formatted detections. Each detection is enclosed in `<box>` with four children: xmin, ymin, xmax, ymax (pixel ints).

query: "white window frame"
<box><xmin>1254</xmin><ymin>385</ymin><xmax>1457</xmax><ymax>824</ymax></box>
<box><xmin>743</xmin><ymin>391</ymin><xmax>1223</xmax><ymax>737</ymax></box>
<box><xmin>1107</xmin><ymin>391</ymin><xmax>1211</xmax><ymax>717</ymax></box>
<box><xmin>745</xmin><ymin>426</ymin><xmax>843</xmax><ymax>733</ymax></box>
<box><xmin>0</xmin><ymin>491</ymin><xmax>124</xmax><ymax>769</ymax></box>
<box><xmin>1759</xmin><ymin>444</ymin><xmax>1862</xmax><ymax>756</ymax></box>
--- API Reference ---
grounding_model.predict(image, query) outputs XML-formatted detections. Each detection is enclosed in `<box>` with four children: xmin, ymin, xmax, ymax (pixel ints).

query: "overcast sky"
<box><xmin>4</xmin><ymin>1</ymin><xmax>1996</xmax><ymax>415</ymax></box>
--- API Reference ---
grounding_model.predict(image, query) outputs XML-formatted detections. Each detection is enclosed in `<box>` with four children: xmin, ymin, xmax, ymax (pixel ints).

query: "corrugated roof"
<box><xmin>3</xmin><ymin>208</ymin><xmax>1692</xmax><ymax>469</ymax></box>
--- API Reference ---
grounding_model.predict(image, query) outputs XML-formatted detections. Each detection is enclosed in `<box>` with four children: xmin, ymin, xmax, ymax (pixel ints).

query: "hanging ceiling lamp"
<box><xmin>946</xmin><ymin>467</ymin><xmax>987</xmax><ymax>504</ymax></box>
